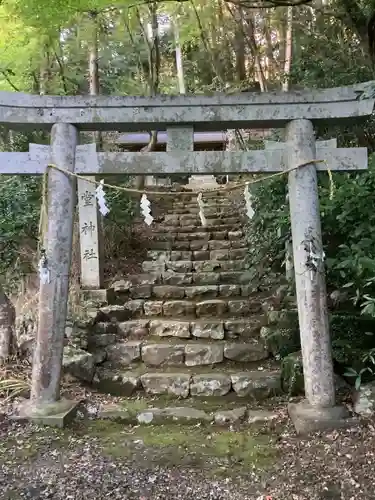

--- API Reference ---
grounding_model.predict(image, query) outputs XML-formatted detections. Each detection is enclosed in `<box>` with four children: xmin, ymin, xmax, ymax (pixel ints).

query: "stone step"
<box><xmin>93</xmin><ymin>317</ymin><xmax>264</xmax><ymax>341</ymax></box>
<box><xmin>173</xmin><ymin>194</ymin><xmax>233</xmax><ymax>201</ymax></box>
<box><xmin>150</xmin><ymin>238</ymin><xmax>247</xmax><ymax>251</ymax></box>
<box><xmin>170</xmin><ymin>207</ymin><xmax>239</xmax><ymax>215</ymax></box>
<box><xmin>100</xmin><ymin>338</ymin><xmax>269</xmax><ymax>368</ymax></box>
<box><xmin>158</xmin><ymin>221</ymin><xmax>243</xmax><ymax>232</ymax></box>
<box><xmin>96</xmin><ymin>297</ymin><xmax>262</xmax><ymax>322</ymax></box>
<box><xmin>188</xmin><ymin>190</ymin><xmax>233</xmax><ymax>198</ymax></box>
<box><xmin>142</xmin><ymin>259</ymin><xmax>247</xmax><ymax>274</ymax></box>
<box><xmin>162</xmin><ymin>270</ymin><xmax>252</xmax><ymax>285</ymax></box>
<box><xmin>164</xmin><ymin>213</ymin><xmax>243</xmax><ymax>222</ymax></box>
<box><xmin>153</xmin><ymin>230</ymin><xmax>244</xmax><ymax>244</ymax></box>
<box><xmin>97</xmin><ymin>398</ymin><xmax>279</xmax><ymax>426</ymax></box>
<box><xmin>161</xmin><ymin>215</ymin><xmax>243</xmax><ymax>227</ymax></box>
<box><xmin>146</xmin><ymin>248</ymin><xmax>247</xmax><ymax>263</ymax></box>
<box><xmin>110</xmin><ymin>270</ymin><xmax>253</xmax><ymax>292</ymax></box>
<box><xmin>170</xmin><ymin>207</ymin><xmax>243</xmax><ymax>217</ymax></box>
<box><xmin>167</xmin><ymin>209</ymin><xmax>241</xmax><ymax>217</ymax></box>
<box><xmin>173</xmin><ymin>191</ymin><xmax>225</xmax><ymax>199</ymax></box>
<box><xmin>151</xmin><ymin>239</ymin><xmax>247</xmax><ymax>252</ymax></box>
<box><xmin>153</xmin><ymin>223</ymin><xmax>242</xmax><ymax>236</ymax></box>
<box><xmin>154</xmin><ymin>225</ymin><xmax>242</xmax><ymax>235</ymax></box>
<box><xmin>93</xmin><ymin>364</ymin><xmax>281</xmax><ymax>399</ymax></box>
<box><xmin>173</xmin><ymin>200</ymin><xmax>238</xmax><ymax>208</ymax></box>
<box><xmin>113</xmin><ymin>282</ymin><xmax>253</xmax><ymax>301</ymax></box>
<box><xmin>170</xmin><ymin>208</ymin><xmax>241</xmax><ymax>217</ymax></box>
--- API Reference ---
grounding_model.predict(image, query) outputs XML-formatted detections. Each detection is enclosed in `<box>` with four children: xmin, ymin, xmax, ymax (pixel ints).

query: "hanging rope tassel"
<box><xmin>38</xmin><ymin>249</ymin><xmax>50</xmax><ymax>284</ymax></box>
<box><xmin>140</xmin><ymin>193</ymin><xmax>154</xmax><ymax>226</ymax></box>
<box><xmin>327</xmin><ymin>168</ymin><xmax>335</xmax><ymax>200</ymax></box>
<box><xmin>37</xmin><ymin>168</ymin><xmax>50</xmax><ymax>284</ymax></box>
<box><xmin>244</xmin><ymin>182</ymin><xmax>255</xmax><ymax>220</ymax></box>
<box><xmin>95</xmin><ymin>179</ymin><xmax>110</xmax><ymax>216</ymax></box>
<box><xmin>197</xmin><ymin>192</ymin><xmax>207</xmax><ymax>227</ymax></box>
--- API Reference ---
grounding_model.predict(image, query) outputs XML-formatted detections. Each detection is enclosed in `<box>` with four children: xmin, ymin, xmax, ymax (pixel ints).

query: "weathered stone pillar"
<box><xmin>77</xmin><ymin>143</ymin><xmax>104</xmax><ymax>290</ymax></box>
<box><xmin>22</xmin><ymin>123</ymin><xmax>79</xmax><ymax>425</ymax></box>
<box><xmin>285</xmin><ymin>119</ymin><xmax>349</xmax><ymax>432</ymax></box>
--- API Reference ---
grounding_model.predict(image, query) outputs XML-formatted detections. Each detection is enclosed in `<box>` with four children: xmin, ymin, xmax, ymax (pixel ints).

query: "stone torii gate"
<box><xmin>0</xmin><ymin>83</ymin><xmax>374</xmax><ymax>432</ymax></box>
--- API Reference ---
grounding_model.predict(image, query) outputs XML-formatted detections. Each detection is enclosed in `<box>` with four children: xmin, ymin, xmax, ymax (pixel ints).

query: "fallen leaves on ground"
<box><xmin>0</xmin><ymin>399</ymin><xmax>375</xmax><ymax>499</ymax></box>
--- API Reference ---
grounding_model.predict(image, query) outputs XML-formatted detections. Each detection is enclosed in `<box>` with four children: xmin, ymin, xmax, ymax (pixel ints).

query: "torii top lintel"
<box><xmin>0</xmin><ymin>81</ymin><xmax>374</xmax><ymax>132</ymax></box>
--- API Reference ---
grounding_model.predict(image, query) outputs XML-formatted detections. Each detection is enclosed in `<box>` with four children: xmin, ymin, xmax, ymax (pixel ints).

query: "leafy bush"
<box><xmin>0</xmin><ymin>132</ymin><xmax>46</xmax><ymax>288</ymax></box>
<box><xmin>247</xmin><ymin>154</ymin><xmax>375</xmax><ymax>310</ymax></box>
<box><xmin>245</xmin><ymin>175</ymin><xmax>288</xmax><ymax>285</ymax></box>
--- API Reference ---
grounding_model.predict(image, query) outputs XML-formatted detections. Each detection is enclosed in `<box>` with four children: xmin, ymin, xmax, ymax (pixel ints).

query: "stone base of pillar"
<box><xmin>288</xmin><ymin>400</ymin><xmax>357</xmax><ymax>434</ymax></box>
<box><xmin>12</xmin><ymin>398</ymin><xmax>81</xmax><ymax>428</ymax></box>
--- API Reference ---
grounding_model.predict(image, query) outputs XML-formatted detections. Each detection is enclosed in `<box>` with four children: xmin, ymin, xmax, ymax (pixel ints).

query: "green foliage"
<box><xmin>291</xmin><ymin>9</ymin><xmax>373</xmax><ymax>90</ymax></box>
<box><xmin>0</xmin><ymin>132</ymin><xmax>46</xmax><ymax>285</ymax></box>
<box><xmin>0</xmin><ymin>176</ymin><xmax>40</xmax><ymax>272</ymax></box>
<box><xmin>103</xmin><ymin>175</ymin><xmax>137</xmax><ymax>225</ymax></box>
<box><xmin>321</xmin><ymin>155</ymin><xmax>375</xmax><ymax>304</ymax></box>
<box><xmin>247</xmin><ymin>155</ymin><xmax>375</xmax><ymax>313</ymax></box>
<box><xmin>291</xmin><ymin>7</ymin><xmax>375</xmax><ymax>151</ymax></box>
<box><xmin>344</xmin><ymin>363</ymin><xmax>374</xmax><ymax>390</ymax></box>
<box><xmin>343</xmin><ymin>345</ymin><xmax>375</xmax><ymax>389</ymax></box>
<box><xmin>245</xmin><ymin>175</ymin><xmax>289</xmax><ymax>283</ymax></box>
<box><xmin>331</xmin><ymin>314</ymin><xmax>375</xmax><ymax>387</ymax></box>
<box><xmin>361</xmin><ymin>293</ymin><xmax>375</xmax><ymax>316</ymax></box>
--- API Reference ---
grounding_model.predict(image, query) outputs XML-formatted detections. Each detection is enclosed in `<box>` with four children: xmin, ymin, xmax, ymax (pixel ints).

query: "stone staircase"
<box><xmin>86</xmin><ymin>190</ymin><xmax>282</xmax><ymax>403</ymax></box>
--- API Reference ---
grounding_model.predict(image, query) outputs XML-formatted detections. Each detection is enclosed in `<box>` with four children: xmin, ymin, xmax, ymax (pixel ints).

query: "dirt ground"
<box><xmin>1</xmin><ymin>390</ymin><xmax>375</xmax><ymax>500</ymax></box>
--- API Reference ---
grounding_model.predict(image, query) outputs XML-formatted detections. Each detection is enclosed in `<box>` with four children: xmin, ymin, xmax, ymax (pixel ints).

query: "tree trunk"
<box><xmin>89</xmin><ymin>12</ymin><xmax>102</xmax><ymax>147</ymax></box>
<box><xmin>174</xmin><ymin>18</ymin><xmax>186</xmax><ymax>94</ymax></box>
<box><xmin>0</xmin><ymin>286</ymin><xmax>15</xmax><ymax>360</ymax></box>
<box><xmin>135</xmin><ymin>3</ymin><xmax>161</xmax><ymax>190</ymax></box>
<box><xmin>264</xmin><ymin>12</ymin><xmax>280</xmax><ymax>79</ymax></box>
<box><xmin>39</xmin><ymin>43</ymin><xmax>52</xmax><ymax>96</ymax></box>
<box><xmin>234</xmin><ymin>6</ymin><xmax>247</xmax><ymax>83</ymax></box>
<box><xmin>281</xmin><ymin>7</ymin><xmax>294</xmax><ymax>282</ymax></box>
<box><xmin>282</xmin><ymin>7</ymin><xmax>293</xmax><ymax>92</ymax></box>
<box><xmin>246</xmin><ymin>16</ymin><xmax>268</xmax><ymax>91</ymax></box>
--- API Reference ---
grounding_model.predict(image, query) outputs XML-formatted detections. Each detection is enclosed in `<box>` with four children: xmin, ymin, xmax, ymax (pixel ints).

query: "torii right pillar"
<box><xmin>285</xmin><ymin>119</ymin><xmax>352</xmax><ymax>433</ymax></box>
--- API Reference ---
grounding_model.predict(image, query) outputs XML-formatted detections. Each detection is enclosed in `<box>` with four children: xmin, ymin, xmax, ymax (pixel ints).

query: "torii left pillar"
<box><xmin>18</xmin><ymin>123</ymin><xmax>80</xmax><ymax>427</ymax></box>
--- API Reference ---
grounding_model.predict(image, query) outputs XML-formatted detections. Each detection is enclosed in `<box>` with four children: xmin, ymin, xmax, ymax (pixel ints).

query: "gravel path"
<box><xmin>0</xmin><ymin>417</ymin><xmax>263</xmax><ymax>500</ymax></box>
<box><xmin>1</xmin><ymin>409</ymin><xmax>375</xmax><ymax>500</ymax></box>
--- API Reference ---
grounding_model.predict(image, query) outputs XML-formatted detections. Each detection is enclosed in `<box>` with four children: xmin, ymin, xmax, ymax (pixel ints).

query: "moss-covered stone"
<box><xmin>62</xmin><ymin>346</ymin><xmax>95</xmax><ymax>383</ymax></box>
<box><xmin>93</xmin><ymin>367</ymin><xmax>141</xmax><ymax>396</ymax></box>
<box><xmin>260</xmin><ymin>325</ymin><xmax>300</xmax><ymax>358</ymax></box>
<box><xmin>266</xmin><ymin>309</ymin><xmax>299</xmax><ymax>327</ymax></box>
<box><xmin>281</xmin><ymin>351</ymin><xmax>304</xmax><ymax>396</ymax></box>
